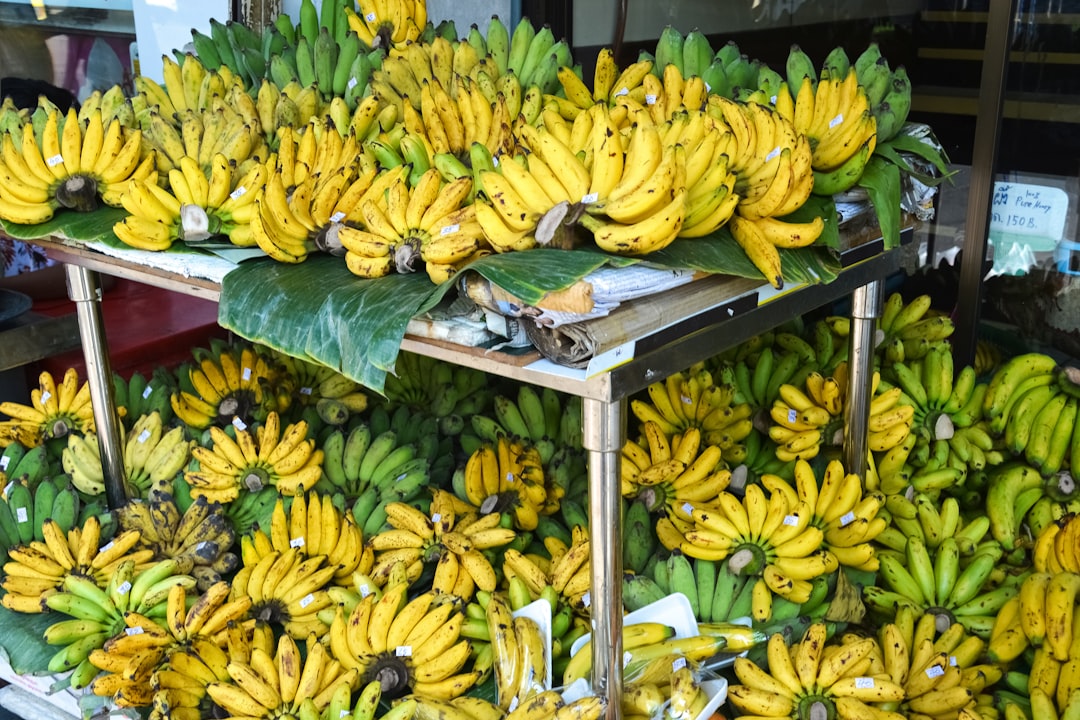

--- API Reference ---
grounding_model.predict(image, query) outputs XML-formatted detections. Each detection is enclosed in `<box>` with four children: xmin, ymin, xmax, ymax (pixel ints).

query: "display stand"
<box><xmin>34</xmin><ymin>229</ymin><xmax>907</xmax><ymax>718</ymax></box>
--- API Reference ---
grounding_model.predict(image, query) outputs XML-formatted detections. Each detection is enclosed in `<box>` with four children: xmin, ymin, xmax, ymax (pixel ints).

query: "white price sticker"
<box><xmin>40</xmin><ymin>391</ymin><xmax>51</xmax><ymax>403</ymax></box>
<box><xmin>195</xmin><ymin>541</ymin><xmax>210</xmax><ymax>553</ymax></box>
<box><xmin>614</xmin><ymin>87</ymin><xmax>629</xmax><ymax>97</ymax></box>
<box><xmin>829</xmin><ymin>113</ymin><xmax>844</xmax><ymax>129</ymax></box>
<box><xmin>926</xmin><ymin>665</ymin><xmax>945</xmax><ymax>678</ymax></box>
<box><xmin>46</xmin><ymin>154</ymin><xmax>64</xmax><ymax>167</ymax></box>
<box><xmin>396</xmin><ymin>472</ymin><xmax>407</xmax><ymax>482</ymax></box>
<box><xmin>839</xmin><ymin>511</ymin><xmax>856</xmax><ymax>527</ymax></box>
<box><xmin>788</xmin><ymin>409</ymin><xmax>798</xmax><ymax>424</ymax></box>
<box><xmin>142</xmin><ymin>386</ymin><xmax>153</xmax><ymax>399</ymax></box>
<box><xmin>137</xmin><ymin>429</ymin><xmax>151</xmax><ymax>444</ymax></box>
<box><xmin>765</xmin><ymin>146</ymin><xmax>781</xmax><ymax>163</ymax></box>
<box><xmin>347</xmin><ymin>77</ymin><xmax>358</xmax><ymax>90</ymax></box>
<box><xmin>100</xmin><ymin>541</ymin><xmax>115</xmax><ymax>553</ymax></box>
<box><xmin>330</xmin><ymin>212</ymin><xmax>346</xmax><ymax>223</ymax></box>
<box><xmin>672</xmin><ymin>657</ymin><xmax>687</xmax><ymax>672</ymax></box>
<box><xmin>505</xmin><ymin>471</ymin><xmax>514</xmax><ymax>484</ymax></box>
<box><xmin>15</xmin><ymin>507</ymin><xmax>27</xmax><ymax>523</ymax></box>
<box><xmin>291</xmin><ymin>537</ymin><xmax>305</xmax><ymax>548</ymax></box>
<box><xmin>242</xmin><ymin>367</ymin><xmax>252</xmax><ymax>381</ymax></box>
<box><xmin>492</xmin><ymin>155</ymin><xmax>499</xmax><ymax>166</ymax></box>
<box><xmin>854</xmin><ymin>677</ymin><xmax>875</xmax><ymax>689</ymax></box>
<box><xmin>359</xmin><ymin>584</ymin><xmax>372</xmax><ymax>597</ymax></box>
<box><xmin>582</xmin><ymin>591</ymin><xmax>591</xmax><ymax>607</ymax></box>
<box><xmin>125</xmin><ymin>626</ymin><xmax>144</xmax><ymax>636</ymax></box>
<box><xmin>770</xmin><ymin>95</ymin><xmax>778</xmax><ymax>105</ymax></box>
<box><xmin>0</xmin><ymin>457</ymin><xmax>8</xmax><ymax>471</ymax></box>
<box><xmin>645</xmin><ymin>94</ymin><xmax>658</xmax><ymax>105</ymax></box>
<box><xmin>440</xmin><ymin>224</ymin><xmax>460</xmax><ymax>235</ymax></box>
<box><xmin>395</xmin><ymin>646</ymin><xmax>412</xmax><ymax>657</ymax></box>
<box><xmin>365</xmin><ymin>11</ymin><xmax>376</xmax><ymax>21</ymax></box>
<box><xmin>232</xmin><ymin>417</ymin><xmax>247</xmax><ymax>431</ymax></box>
<box><xmin>581</xmin><ymin>192</ymin><xmax>599</xmax><ymax>205</ymax></box>
<box><xmin>118</xmin><ymin>581</ymin><xmax>132</xmax><ymax>595</ymax></box>
<box><xmin>623</xmin><ymin>652</ymin><xmax>633</xmax><ymax>666</ymax></box>
<box><xmin>299</xmin><ymin>594</ymin><xmax>315</xmax><ymax>609</ymax></box>
<box><xmin>430</xmin><ymin>513</ymin><xmax>441</xmax><ymax>523</ymax></box>
<box><xmin>783</xmin><ymin>514</ymin><xmax>799</xmax><ymax>526</ymax></box>
<box><xmin>2</xmin><ymin>482</ymin><xmax>10</xmax><ymax>496</ymax></box>
<box><xmin>949</xmin><ymin>656</ymin><xmax>959</xmax><ymax>666</ymax></box>
<box><xmin>508</xmin><ymin>698</ymin><xmax>519</xmax><ymax>713</ymax></box>
<box><xmin>341</xmin><ymin>711</ymin><xmax>351</xmax><ymax>718</ymax></box>
<box><xmin>229</xmin><ymin>186</ymin><xmax>247</xmax><ymax>200</ymax></box>
<box><xmin>299</xmin><ymin>387</ymin><xmax>313</xmax><ymax>395</ymax></box>
<box><xmin>682</xmin><ymin>502</ymin><xmax>695</xmax><ymax>516</ymax></box>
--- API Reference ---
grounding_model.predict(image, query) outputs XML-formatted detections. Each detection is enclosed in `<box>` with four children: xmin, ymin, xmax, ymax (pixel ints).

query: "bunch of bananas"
<box><xmin>118</xmin><ymin>489</ymin><xmax>238</xmax><ymax>590</ymax></box>
<box><xmin>259</xmin><ymin>490</ymin><xmax>372</xmax><ymax>584</ymax></box>
<box><xmin>852</xmin><ymin>43</ymin><xmax>913</xmax><ymax>143</ymax></box>
<box><xmin>790</xmin><ymin>69</ymin><xmax>877</xmax><ymax>191</ymax></box>
<box><xmin>144</xmin><ymin>634</ymin><xmax>239</xmax><ymax>720</ymax></box>
<box><xmin>205</xmin><ymin>624</ymin><xmax>358</xmax><ymax>719</ymax></box>
<box><xmin>630</xmin><ymin>364</ymin><xmax>754</xmax><ymax>455</ymax></box>
<box><xmin>621</xmin><ymin>664</ymin><xmax>714</xmax><ymax>720</ymax></box>
<box><xmin>620</xmin><ymin>422</ymin><xmax>730</xmax><ymax>515</ymax></box>
<box><xmin>659</xmin><ymin>480</ymin><xmax>838</xmax><ymax>621</ymax></box>
<box><xmin>771</xmin><ymin>366</ymin><xmax>914</xmax><ymax>462</ymax></box>
<box><xmin>874</xmin><ymin>492</ymin><xmax>990</xmax><ymax>559</ymax></box>
<box><xmin>462</xmin><ymin>435</ymin><xmax>552</xmax><ymax>530</ymax></box>
<box><xmin>112</xmin><ymin>370</ymin><xmax>175</xmax><ymax>429</ymax></box>
<box><xmin>344</xmin><ymin>0</ymin><xmax>426</xmax><ymax>49</ymax></box>
<box><xmin>0</xmin><ymin>513</ymin><xmax>156</xmax><ymax>612</ymax></box>
<box><xmin>61</xmin><ymin>430</ymin><xmax>117</xmax><ymax>495</ymax></box>
<box><xmin>730</xmin><ymin>338</ymin><xmax>827</xmax><ymax>412</ymax></box>
<box><xmin>326</xmin><ymin>581</ymin><xmax>479</xmax><ymax>701</ymax></box>
<box><xmin>84</xmin><ymin>573</ymin><xmax>242</xmax><ymax>707</ymax></box>
<box><xmin>1033</xmin><ymin>514</ymin><xmax>1080</xmax><ymax>575</ymax></box>
<box><xmin>982</xmin><ymin>463</ymin><xmax>1048</xmax><ymax>551</ymax></box>
<box><xmin>369</xmin><ymin>491</ymin><xmax>514</xmax><ymax>598</ymax></box>
<box><xmin>186</xmin><ymin>412</ymin><xmax>323</xmax><ymax>502</ymax></box>
<box><xmin>265</xmin><ymin>349</ymin><xmax>369</xmax><ymax>420</ymax></box>
<box><xmin>170</xmin><ymin>342</ymin><xmax>276</xmax><ymax>429</ymax></box>
<box><xmin>118</xmin><ymin>412</ymin><xmax>194</xmax><ymax>495</ymax></box>
<box><xmin>766</xmin><ymin>459</ymin><xmax>884</xmax><ymax>571</ymax></box>
<box><xmin>229</xmin><ymin>534</ymin><xmax>338</xmax><ymax>638</ymax></box>
<box><xmin>500</xmin><ymin>525</ymin><xmax>592</xmax><ymax>616</ymax></box>
<box><xmin>866</xmin><ymin>533</ymin><xmax>1007</xmax><ymax>633</ymax></box>
<box><xmin>1009</xmin><ymin>568</ymin><xmax>1080</xmax><ymax>664</ymax></box>
<box><xmin>335</xmin><ymin>165</ymin><xmax>485</xmax><ymax>283</ymax></box>
<box><xmin>0</xmin><ymin>468</ymin><xmax>83</xmax><ymax>560</ymax></box>
<box><xmin>112</xmin><ymin>152</ymin><xmax>251</xmax><ymax>251</ymax></box>
<box><xmin>981</xmin><ymin>354</ymin><xmax>1080</xmax><ymax>479</ymax></box>
<box><xmin>0</xmin><ymin>368</ymin><xmax>94</xmax><ymax>446</ymax></box>
<box><xmin>42</xmin><ymin>561</ymin><xmax>195</xmax><ymax>692</ymax></box>
<box><xmin>474</xmin><ymin>592</ymin><xmax>546</xmax><ymax>708</ymax></box>
<box><xmin>0</xmin><ymin>107</ymin><xmax>153</xmax><ymax>224</ymax></box>
<box><xmin>380</xmin><ymin>351</ymin><xmax>491</xmax><ymax>420</ymax></box>
<box><xmin>878</xmin><ymin>293</ymin><xmax>954</xmax><ymax>365</ymax></box>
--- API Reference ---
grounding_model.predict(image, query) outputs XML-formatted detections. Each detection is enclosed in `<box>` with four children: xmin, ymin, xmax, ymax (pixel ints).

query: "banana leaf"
<box><xmin>0</xmin><ymin>206</ymin><xmax>126</xmax><ymax>243</ymax></box>
<box><xmin>858</xmin><ymin>156</ymin><xmax>902</xmax><ymax>250</ymax></box>
<box><xmin>0</xmin><ymin>605</ymin><xmax>59</xmax><ymax>674</ymax></box>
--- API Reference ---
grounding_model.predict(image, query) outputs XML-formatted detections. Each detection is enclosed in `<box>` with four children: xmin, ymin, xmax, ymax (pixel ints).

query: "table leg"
<box><xmin>65</xmin><ymin>265</ymin><xmax>127</xmax><ymax>509</ymax></box>
<box><xmin>844</xmin><ymin>279</ymin><xmax>884</xmax><ymax>477</ymax></box>
<box><xmin>582</xmin><ymin>396</ymin><xmax>624</xmax><ymax>719</ymax></box>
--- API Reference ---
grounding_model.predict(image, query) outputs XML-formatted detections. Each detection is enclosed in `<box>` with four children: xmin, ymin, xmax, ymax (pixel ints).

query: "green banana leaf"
<box><xmin>0</xmin><ymin>206</ymin><xmax>126</xmax><ymax>243</ymax></box>
<box><xmin>0</xmin><ymin>605</ymin><xmax>60</xmax><ymax>675</ymax></box>
<box><xmin>858</xmin><ymin>157</ymin><xmax>902</xmax><ymax>250</ymax></box>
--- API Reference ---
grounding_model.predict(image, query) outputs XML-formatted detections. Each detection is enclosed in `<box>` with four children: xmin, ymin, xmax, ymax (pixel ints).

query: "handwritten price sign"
<box><xmin>990</xmin><ymin>182</ymin><xmax>1068</xmax><ymax>242</ymax></box>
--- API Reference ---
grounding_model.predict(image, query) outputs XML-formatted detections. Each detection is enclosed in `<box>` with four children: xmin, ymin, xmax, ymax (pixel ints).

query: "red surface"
<box><xmin>33</xmin><ymin>279</ymin><xmax>227</xmax><ymax>379</ymax></box>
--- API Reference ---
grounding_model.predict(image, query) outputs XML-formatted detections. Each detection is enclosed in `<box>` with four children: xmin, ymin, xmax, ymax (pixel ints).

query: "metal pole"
<box><xmin>953</xmin><ymin>0</ymin><xmax>1016</xmax><ymax>365</ymax></box>
<box><xmin>65</xmin><ymin>265</ymin><xmax>127</xmax><ymax>509</ymax></box>
<box><xmin>581</xmin><ymin>396</ymin><xmax>624</xmax><ymax>720</ymax></box>
<box><xmin>844</xmin><ymin>279</ymin><xmax>884</xmax><ymax>476</ymax></box>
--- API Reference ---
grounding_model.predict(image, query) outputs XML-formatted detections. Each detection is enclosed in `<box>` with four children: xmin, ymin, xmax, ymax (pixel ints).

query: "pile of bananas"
<box><xmin>462</xmin><ymin>434</ymin><xmax>554</xmax><ymax>531</ymax></box>
<box><xmin>171</xmin><ymin>342</ymin><xmax>278</xmax><ymax>430</ymax></box>
<box><xmin>117</xmin><ymin>489</ymin><xmax>238</xmax><ymax>590</ymax></box>
<box><xmin>878</xmin><ymin>293</ymin><xmax>954</xmax><ymax>365</ymax></box>
<box><xmin>0</xmin><ymin>368</ymin><xmax>94</xmax><ymax>447</ymax></box>
<box><xmin>260</xmin><ymin>490</ymin><xmax>371</xmax><ymax>584</ymax></box>
<box><xmin>0</xmin><ymin>461</ymin><xmax>84</xmax><ymax>561</ymax></box>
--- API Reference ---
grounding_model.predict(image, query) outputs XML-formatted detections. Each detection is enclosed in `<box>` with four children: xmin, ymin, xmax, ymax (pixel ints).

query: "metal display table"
<box><xmin>36</xmin><ymin>229</ymin><xmax>906</xmax><ymax>718</ymax></box>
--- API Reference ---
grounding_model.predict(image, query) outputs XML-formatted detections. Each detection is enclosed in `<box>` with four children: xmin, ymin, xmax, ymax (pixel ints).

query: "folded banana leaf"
<box><xmin>0</xmin><ymin>606</ymin><xmax>59</xmax><ymax>674</ymax></box>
